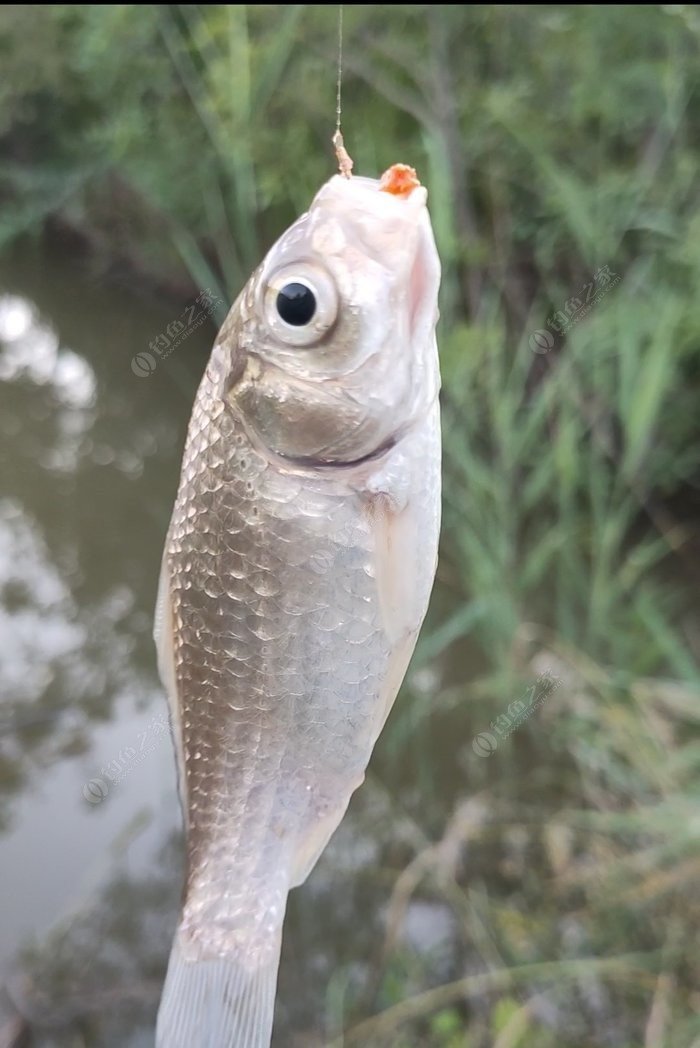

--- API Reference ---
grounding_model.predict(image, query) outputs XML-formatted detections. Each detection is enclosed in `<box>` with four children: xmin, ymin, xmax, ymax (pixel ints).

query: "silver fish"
<box><xmin>154</xmin><ymin>169</ymin><xmax>441</xmax><ymax>1047</ymax></box>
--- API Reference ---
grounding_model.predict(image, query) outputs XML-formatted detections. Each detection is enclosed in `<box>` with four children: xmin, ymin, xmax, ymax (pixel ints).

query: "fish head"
<box><xmin>222</xmin><ymin>170</ymin><xmax>441</xmax><ymax>465</ymax></box>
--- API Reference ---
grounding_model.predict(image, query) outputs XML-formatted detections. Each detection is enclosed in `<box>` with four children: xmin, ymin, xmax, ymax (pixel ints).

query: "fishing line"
<box><xmin>332</xmin><ymin>5</ymin><xmax>353</xmax><ymax>178</ymax></box>
<box><xmin>336</xmin><ymin>4</ymin><xmax>343</xmax><ymax>139</ymax></box>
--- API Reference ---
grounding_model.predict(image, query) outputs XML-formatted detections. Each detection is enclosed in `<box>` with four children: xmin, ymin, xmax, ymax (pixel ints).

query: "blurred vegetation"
<box><xmin>1</xmin><ymin>4</ymin><xmax>700</xmax><ymax>1047</ymax></box>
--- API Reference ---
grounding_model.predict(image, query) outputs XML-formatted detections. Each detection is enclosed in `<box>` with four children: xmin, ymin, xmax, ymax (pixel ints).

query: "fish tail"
<box><xmin>156</xmin><ymin>934</ymin><xmax>281</xmax><ymax>1048</ymax></box>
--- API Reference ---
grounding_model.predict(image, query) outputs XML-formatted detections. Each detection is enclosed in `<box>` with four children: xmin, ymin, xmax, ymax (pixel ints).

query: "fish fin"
<box><xmin>366</xmin><ymin>493</ymin><xmax>425</xmax><ymax>741</ymax></box>
<box><xmin>368</xmin><ymin>491</ymin><xmax>421</xmax><ymax>643</ymax></box>
<box><xmin>156</xmin><ymin>936</ymin><xmax>280</xmax><ymax>1048</ymax></box>
<box><xmin>154</xmin><ymin>550</ymin><xmax>188</xmax><ymax>819</ymax></box>
<box><xmin>289</xmin><ymin>792</ymin><xmax>356</xmax><ymax>887</ymax></box>
<box><xmin>364</xmin><ymin>415</ymin><xmax>441</xmax><ymax>743</ymax></box>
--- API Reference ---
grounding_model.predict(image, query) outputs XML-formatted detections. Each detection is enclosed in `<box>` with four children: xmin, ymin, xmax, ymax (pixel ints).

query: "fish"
<box><xmin>154</xmin><ymin>164</ymin><xmax>441</xmax><ymax>1047</ymax></box>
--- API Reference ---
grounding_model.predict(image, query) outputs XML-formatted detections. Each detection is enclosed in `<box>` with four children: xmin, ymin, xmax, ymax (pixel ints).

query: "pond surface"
<box><xmin>0</xmin><ymin>243</ymin><xmax>452</xmax><ymax>1047</ymax></box>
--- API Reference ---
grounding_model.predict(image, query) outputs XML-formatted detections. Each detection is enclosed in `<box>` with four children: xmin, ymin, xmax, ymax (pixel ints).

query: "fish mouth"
<box><xmin>314</xmin><ymin>173</ymin><xmax>439</xmax><ymax>339</ymax></box>
<box><xmin>314</xmin><ymin>171</ymin><xmax>429</xmax><ymax>234</ymax></box>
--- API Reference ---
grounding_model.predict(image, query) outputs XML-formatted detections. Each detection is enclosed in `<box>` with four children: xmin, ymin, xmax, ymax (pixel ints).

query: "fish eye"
<box><xmin>263</xmin><ymin>264</ymin><xmax>338</xmax><ymax>347</ymax></box>
<box><xmin>276</xmin><ymin>282</ymin><xmax>316</xmax><ymax>326</ymax></box>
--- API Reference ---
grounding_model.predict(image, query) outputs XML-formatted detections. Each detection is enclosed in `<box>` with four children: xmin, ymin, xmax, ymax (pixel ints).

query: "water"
<box><xmin>0</xmin><ymin>243</ymin><xmax>448</xmax><ymax>1046</ymax></box>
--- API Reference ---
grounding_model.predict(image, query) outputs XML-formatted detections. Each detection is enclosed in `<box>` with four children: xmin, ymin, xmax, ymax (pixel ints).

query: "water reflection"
<box><xmin>0</xmin><ymin>243</ymin><xmax>212</xmax><ymax>1045</ymax></box>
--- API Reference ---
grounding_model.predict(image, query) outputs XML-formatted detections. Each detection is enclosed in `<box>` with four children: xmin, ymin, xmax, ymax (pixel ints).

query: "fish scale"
<box><xmin>169</xmin><ymin>347</ymin><xmax>389</xmax><ymax>929</ymax></box>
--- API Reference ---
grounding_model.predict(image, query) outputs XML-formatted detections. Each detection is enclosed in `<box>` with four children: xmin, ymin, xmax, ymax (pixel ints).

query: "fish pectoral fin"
<box><xmin>367</xmin><ymin>484</ymin><xmax>425</xmax><ymax>645</ymax></box>
<box><xmin>288</xmin><ymin>785</ymin><xmax>360</xmax><ymax>888</ymax></box>
<box><xmin>154</xmin><ymin>550</ymin><xmax>187</xmax><ymax>818</ymax></box>
<box><xmin>364</xmin><ymin>476</ymin><xmax>433</xmax><ymax>745</ymax></box>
